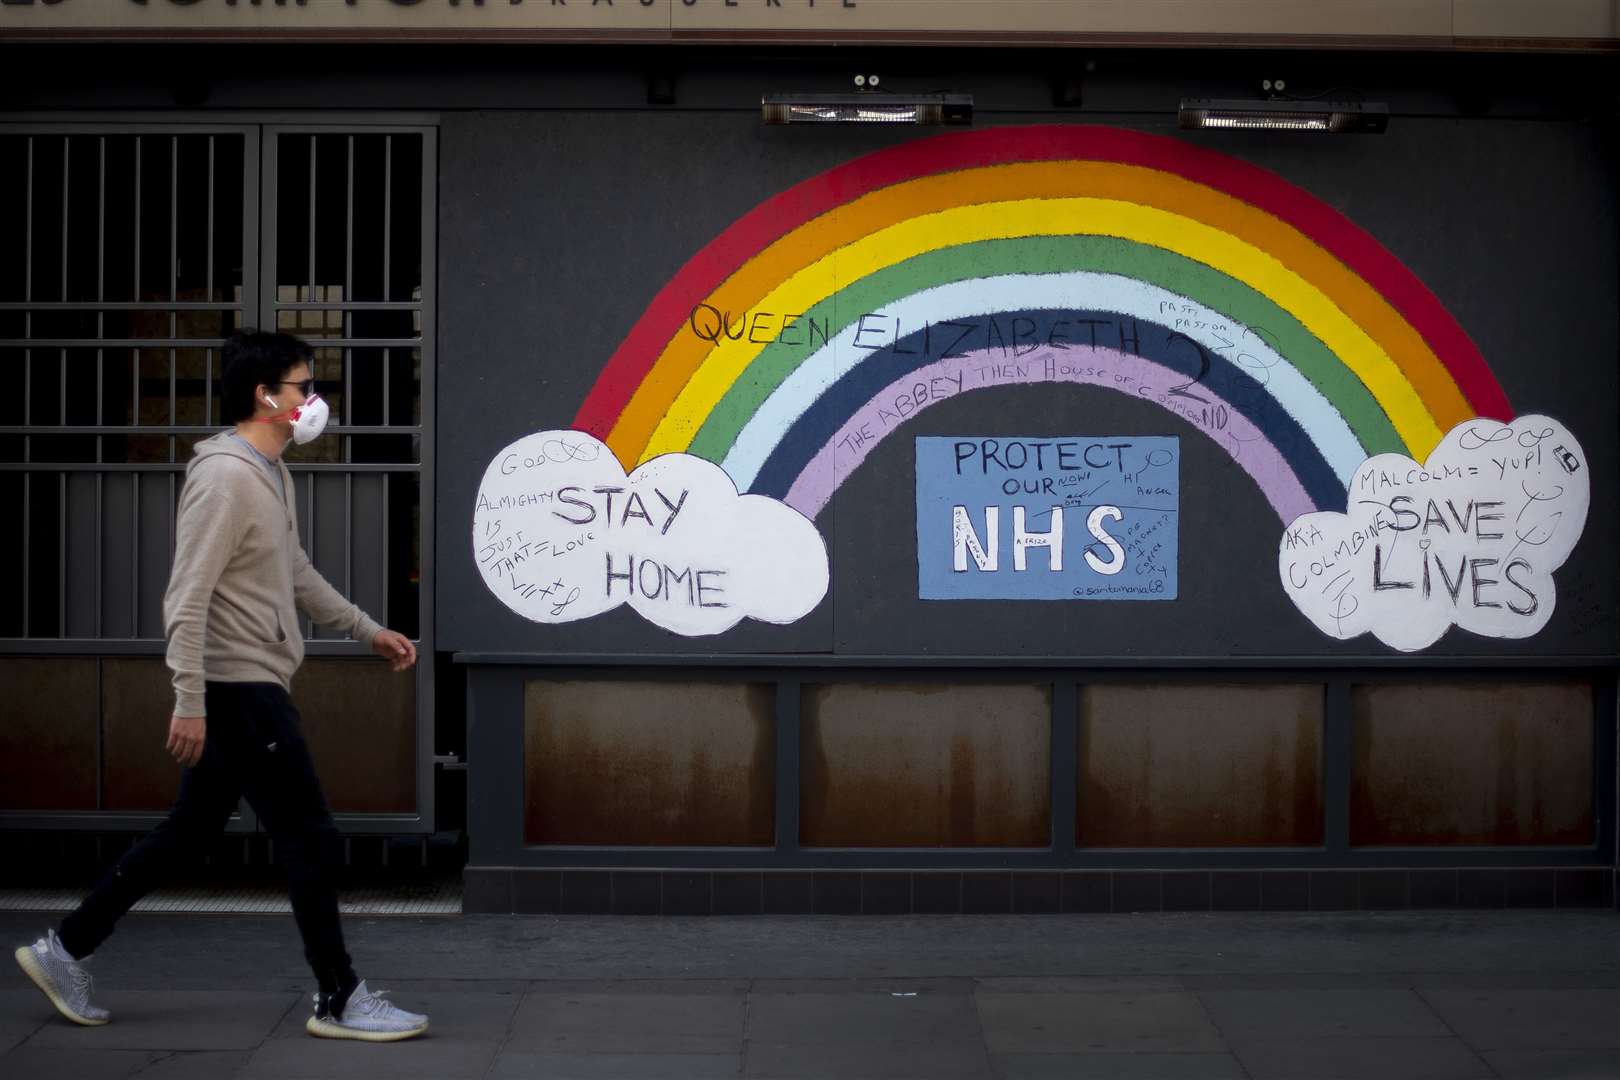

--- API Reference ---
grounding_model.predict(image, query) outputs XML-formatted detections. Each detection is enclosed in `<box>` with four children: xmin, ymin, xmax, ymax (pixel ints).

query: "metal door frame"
<box><xmin>261</xmin><ymin>122</ymin><xmax>439</xmax><ymax>836</ymax></box>
<box><xmin>0</xmin><ymin>120</ymin><xmax>262</xmax><ymax>834</ymax></box>
<box><xmin>0</xmin><ymin>115</ymin><xmax>439</xmax><ymax>837</ymax></box>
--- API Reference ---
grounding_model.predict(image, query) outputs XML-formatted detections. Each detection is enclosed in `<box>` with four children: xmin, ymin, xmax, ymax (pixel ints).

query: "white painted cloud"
<box><xmin>473</xmin><ymin>430</ymin><xmax>828</xmax><ymax>636</ymax></box>
<box><xmin>1278</xmin><ymin>416</ymin><xmax>1589</xmax><ymax>652</ymax></box>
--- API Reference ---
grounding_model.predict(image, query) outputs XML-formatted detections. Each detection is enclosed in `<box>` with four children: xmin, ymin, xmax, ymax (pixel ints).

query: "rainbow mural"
<box><xmin>572</xmin><ymin>125</ymin><xmax>1513</xmax><ymax>525</ymax></box>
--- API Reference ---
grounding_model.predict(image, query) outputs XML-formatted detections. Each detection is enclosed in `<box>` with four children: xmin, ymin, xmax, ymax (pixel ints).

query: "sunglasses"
<box><xmin>274</xmin><ymin>379</ymin><xmax>316</xmax><ymax>397</ymax></box>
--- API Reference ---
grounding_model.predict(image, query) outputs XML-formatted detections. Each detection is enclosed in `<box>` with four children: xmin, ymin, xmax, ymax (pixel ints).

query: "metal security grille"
<box><xmin>0</xmin><ymin>128</ymin><xmax>256</xmax><ymax>641</ymax></box>
<box><xmin>265</xmin><ymin>129</ymin><xmax>432</xmax><ymax>647</ymax></box>
<box><xmin>0</xmin><ymin>122</ymin><xmax>437</xmax><ymax>835</ymax></box>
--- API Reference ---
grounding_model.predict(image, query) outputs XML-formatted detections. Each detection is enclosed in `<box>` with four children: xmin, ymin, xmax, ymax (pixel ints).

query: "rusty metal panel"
<box><xmin>291</xmin><ymin>659</ymin><xmax>416</xmax><ymax>815</ymax></box>
<box><xmin>101</xmin><ymin>657</ymin><xmax>180</xmax><ymax>811</ymax></box>
<box><xmin>1350</xmin><ymin>681</ymin><xmax>1594</xmax><ymax>846</ymax></box>
<box><xmin>801</xmin><ymin>683</ymin><xmax>1051</xmax><ymax>848</ymax></box>
<box><xmin>525</xmin><ymin>680</ymin><xmax>775</xmax><ymax>846</ymax></box>
<box><xmin>0</xmin><ymin>658</ymin><xmax>98</xmax><ymax>810</ymax></box>
<box><xmin>100</xmin><ymin>657</ymin><xmax>415</xmax><ymax>815</ymax></box>
<box><xmin>1079</xmin><ymin>684</ymin><xmax>1324</xmax><ymax>847</ymax></box>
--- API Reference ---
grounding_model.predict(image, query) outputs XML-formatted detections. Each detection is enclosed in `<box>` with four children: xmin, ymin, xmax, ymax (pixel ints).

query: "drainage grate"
<box><xmin>0</xmin><ymin>877</ymin><xmax>461</xmax><ymax>916</ymax></box>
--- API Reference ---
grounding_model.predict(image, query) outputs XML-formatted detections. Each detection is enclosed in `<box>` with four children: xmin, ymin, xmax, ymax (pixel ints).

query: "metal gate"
<box><xmin>0</xmin><ymin>120</ymin><xmax>438</xmax><ymax>836</ymax></box>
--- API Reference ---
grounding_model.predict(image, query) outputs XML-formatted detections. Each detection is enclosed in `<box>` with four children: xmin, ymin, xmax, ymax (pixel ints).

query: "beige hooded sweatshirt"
<box><xmin>162</xmin><ymin>432</ymin><xmax>383</xmax><ymax>717</ymax></box>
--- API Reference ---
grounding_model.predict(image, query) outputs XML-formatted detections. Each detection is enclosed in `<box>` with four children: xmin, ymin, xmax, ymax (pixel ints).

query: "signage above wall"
<box><xmin>4</xmin><ymin>0</ymin><xmax>1617</xmax><ymax>48</ymax></box>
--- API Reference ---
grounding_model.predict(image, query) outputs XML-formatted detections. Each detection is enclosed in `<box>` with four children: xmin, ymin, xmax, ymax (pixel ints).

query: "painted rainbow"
<box><xmin>573</xmin><ymin>125</ymin><xmax>1512</xmax><ymax>524</ymax></box>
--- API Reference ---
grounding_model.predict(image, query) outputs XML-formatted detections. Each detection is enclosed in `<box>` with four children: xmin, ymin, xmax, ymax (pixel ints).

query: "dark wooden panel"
<box><xmin>102</xmin><ymin>658</ymin><xmax>416</xmax><ymax>815</ymax></box>
<box><xmin>1350</xmin><ymin>681</ymin><xmax>1593</xmax><ymax>846</ymax></box>
<box><xmin>525</xmin><ymin>680</ymin><xmax>774</xmax><ymax>845</ymax></box>
<box><xmin>801</xmin><ymin>682</ymin><xmax>1050</xmax><ymax>847</ymax></box>
<box><xmin>292</xmin><ymin>659</ymin><xmax>417</xmax><ymax>814</ymax></box>
<box><xmin>1079</xmin><ymin>683</ymin><xmax>1324</xmax><ymax>847</ymax></box>
<box><xmin>0</xmin><ymin>658</ymin><xmax>98</xmax><ymax>811</ymax></box>
<box><xmin>101</xmin><ymin>657</ymin><xmax>181</xmax><ymax>811</ymax></box>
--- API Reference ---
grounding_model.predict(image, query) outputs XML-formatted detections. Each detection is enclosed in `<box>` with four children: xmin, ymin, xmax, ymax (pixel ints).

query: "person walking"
<box><xmin>14</xmin><ymin>330</ymin><xmax>429</xmax><ymax>1042</ymax></box>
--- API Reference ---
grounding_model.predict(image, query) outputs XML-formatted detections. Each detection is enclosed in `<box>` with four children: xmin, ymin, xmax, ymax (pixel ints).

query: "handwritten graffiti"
<box><xmin>916</xmin><ymin>435</ymin><xmax>1180</xmax><ymax>601</ymax></box>
<box><xmin>1278</xmin><ymin>416</ymin><xmax>1589</xmax><ymax>651</ymax></box>
<box><xmin>473</xmin><ymin>430</ymin><xmax>828</xmax><ymax>636</ymax></box>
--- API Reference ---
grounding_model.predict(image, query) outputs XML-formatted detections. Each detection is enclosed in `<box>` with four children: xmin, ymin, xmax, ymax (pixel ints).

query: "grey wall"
<box><xmin>13</xmin><ymin>46</ymin><xmax>1610</xmax><ymax>663</ymax></box>
<box><xmin>433</xmin><ymin>85</ymin><xmax>1618</xmax><ymax>660</ymax></box>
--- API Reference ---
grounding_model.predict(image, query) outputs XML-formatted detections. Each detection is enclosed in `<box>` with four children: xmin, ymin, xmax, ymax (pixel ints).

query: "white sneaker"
<box><xmin>14</xmin><ymin>930</ymin><xmax>111</xmax><ymax>1026</ymax></box>
<box><xmin>305</xmin><ymin>979</ymin><xmax>429</xmax><ymax>1042</ymax></box>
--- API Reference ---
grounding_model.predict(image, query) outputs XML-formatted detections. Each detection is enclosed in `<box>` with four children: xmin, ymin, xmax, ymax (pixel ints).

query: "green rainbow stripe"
<box><xmin>688</xmin><ymin>234</ymin><xmax>1404</xmax><ymax>465</ymax></box>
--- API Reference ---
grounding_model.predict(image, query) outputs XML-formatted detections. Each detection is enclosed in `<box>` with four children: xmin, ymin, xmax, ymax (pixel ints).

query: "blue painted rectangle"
<box><xmin>916</xmin><ymin>436</ymin><xmax>1179</xmax><ymax>601</ymax></box>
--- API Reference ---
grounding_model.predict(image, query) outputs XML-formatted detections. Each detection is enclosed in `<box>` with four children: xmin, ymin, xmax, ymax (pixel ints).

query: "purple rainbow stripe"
<box><xmin>784</xmin><ymin>344</ymin><xmax>1315</xmax><ymax>524</ymax></box>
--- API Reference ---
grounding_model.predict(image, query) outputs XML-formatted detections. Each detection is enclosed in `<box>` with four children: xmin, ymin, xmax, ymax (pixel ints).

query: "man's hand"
<box><xmin>167</xmin><ymin>714</ymin><xmax>206</xmax><ymax>768</ymax></box>
<box><xmin>371</xmin><ymin>629</ymin><xmax>418</xmax><ymax>672</ymax></box>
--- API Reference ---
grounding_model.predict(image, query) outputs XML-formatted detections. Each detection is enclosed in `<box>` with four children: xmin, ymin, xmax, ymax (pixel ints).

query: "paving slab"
<box><xmin>22</xmin><ymin>990</ymin><xmax>299</xmax><ymax>1051</ymax></box>
<box><xmin>976</xmin><ymin>992</ymin><xmax>1226</xmax><ymax>1054</ymax></box>
<box><xmin>1179</xmin><ymin>972</ymin><xmax>1415</xmax><ymax>990</ymax></box>
<box><xmin>487</xmin><ymin>1052</ymin><xmax>746</xmax><ymax>1079</ymax></box>
<box><xmin>992</xmin><ymin>1052</ymin><xmax>1249</xmax><ymax>1079</ymax></box>
<box><xmin>1197</xmin><ymin>988</ymin><xmax>1453</xmax><ymax>1041</ymax></box>
<box><xmin>0</xmin><ymin>988</ymin><xmax>49</xmax><ymax>1052</ymax></box>
<box><xmin>1481</xmin><ymin>1048</ymin><xmax>1620</xmax><ymax>1079</ymax></box>
<box><xmin>1411</xmin><ymin>972</ymin><xmax>1620</xmax><ymax>990</ymax></box>
<box><xmin>240</xmin><ymin>989</ymin><xmax>519</xmax><ymax>1080</ymax></box>
<box><xmin>505</xmin><ymin>992</ymin><xmax>746</xmax><ymax>1055</ymax></box>
<box><xmin>975</xmin><ymin>976</ymin><xmax>1184</xmax><ymax>993</ymax></box>
<box><xmin>530</xmin><ymin>978</ymin><xmax>751</xmax><ymax>996</ymax></box>
<box><xmin>1230</xmin><ymin>1036</ymin><xmax>1495</xmax><ymax>1080</ymax></box>
<box><xmin>132</xmin><ymin>1050</ymin><xmax>256</xmax><ymax>1078</ymax></box>
<box><xmin>743</xmin><ymin>1036</ymin><xmax>993</xmax><ymax>1078</ymax></box>
<box><xmin>260</xmin><ymin>988</ymin><xmax>521</xmax><ymax>1042</ymax></box>
<box><xmin>745</xmin><ymin>991</ymin><xmax>981</xmax><ymax>1046</ymax></box>
<box><xmin>751</xmin><ymin>976</ymin><xmax>974</xmax><ymax>995</ymax></box>
<box><xmin>238</xmin><ymin>1034</ymin><xmax>503</xmax><ymax>1080</ymax></box>
<box><xmin>0</xmin><ymin>1046</ymin><xmax>164</xmax><ymax>1080</ymax></box>
<box><xmin>1</xmin><ymin>909</ymin><xmax>1616</xmax><ymax>1080</ymax></box>
<box><xmin>741</xmin><ymin>990</ymin><xmax>991</xmax><ymax>1077</ymax></box>
<box><xmin>371</xmin><ymin>976</ymin><xmax>532</xmax><ymax>995</ymax></box>
<box><xmin>1418</xmin><ymin>988</ymin><xmax>1620</xmax><ymax>1051</ymax></box>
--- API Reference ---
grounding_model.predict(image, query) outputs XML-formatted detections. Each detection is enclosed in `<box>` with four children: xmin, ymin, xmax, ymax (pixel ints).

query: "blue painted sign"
<box><xmin>915</xmin><ymin>436</ymin><xmax>1179</xmax><ymax>600</ymax></box>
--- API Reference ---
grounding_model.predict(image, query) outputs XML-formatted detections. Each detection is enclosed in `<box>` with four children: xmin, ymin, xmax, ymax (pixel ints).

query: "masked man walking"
<box><xmin>15</xmin><ymin>330</ymin><xmax>429</xmax><ymax>1042</ymax></box>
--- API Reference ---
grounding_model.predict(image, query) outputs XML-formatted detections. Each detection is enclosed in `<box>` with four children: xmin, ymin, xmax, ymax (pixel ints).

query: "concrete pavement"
<box><xmin>2</xmin><ymin>909</ymin><xmax>1617</xmax><ymax>1078</ymax></box>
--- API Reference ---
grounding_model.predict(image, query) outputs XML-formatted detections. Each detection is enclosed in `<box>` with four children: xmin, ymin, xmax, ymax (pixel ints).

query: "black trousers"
<box><xmin>59</xmin><ymin>682</ymin><xmax>355</xmax><ymax>992</ymax></box>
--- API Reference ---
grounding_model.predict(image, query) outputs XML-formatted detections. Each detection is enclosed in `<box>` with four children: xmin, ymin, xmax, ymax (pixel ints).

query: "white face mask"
<box><xmin>262</xmin><ymin>392</ymin><xmax>331</xmax><ymax>445</ymax></box>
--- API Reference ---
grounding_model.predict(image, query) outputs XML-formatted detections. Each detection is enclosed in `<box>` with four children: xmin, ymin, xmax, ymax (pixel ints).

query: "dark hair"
<box><xmin>220</xmin><ymin>330</ymin><xmax>314</xmax><ymax>424</ymax></box>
